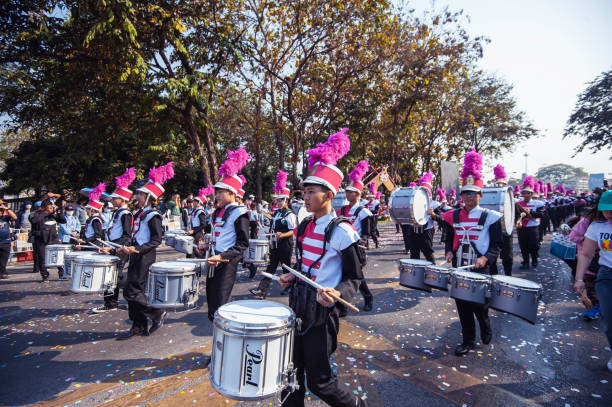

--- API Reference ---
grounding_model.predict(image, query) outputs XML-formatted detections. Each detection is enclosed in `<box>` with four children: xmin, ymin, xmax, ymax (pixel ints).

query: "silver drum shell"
<box><xmin>398</xmin><ymin>259</ymin><xmax>432</xmax><ymax>292</ymax></box>
<box><xmin>449</xmin><ymin>272</ymin><xmax>490</xmax><ymax>304</ymax></box>
<box><xmin>489</xmin><ymin>277</ymin><xmax>541</xmax><ymax>324</ymax></box>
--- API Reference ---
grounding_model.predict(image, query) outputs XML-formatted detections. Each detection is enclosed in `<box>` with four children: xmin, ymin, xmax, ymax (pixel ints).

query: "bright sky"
<box><xmin>406</xmin><ymin>0</ymin><xmax>612</xmax><ymax>179</ymax></box>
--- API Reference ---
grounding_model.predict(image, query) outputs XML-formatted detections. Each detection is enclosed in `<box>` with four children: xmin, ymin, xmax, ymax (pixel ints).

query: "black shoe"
<box><xmin>454</xmin><ymin>342</ymin><xmax>475</xmax><ymax>356</ymax></box>
<box><xmin>338</xmin><ymin>309</ymin><xmax>348</xmax><ymax>318</ymax></box>
<box><xmin>248</xmin><ymin>269</ymin><xmax>257</xmax><ymax>279</ymax></box>
<box><xmin>481</xmin><ymin>331</ymin><xmax>492</xmax><ymax>345</ymax></box>
<box><xmin>363</xmin><ymin>297</ymin><xmax>373</xmax><ymax>312</ymax></box>
<box><xmin>117</xmin><ymin>328</ymin><xmax>147</xmax><ymax>340</ymax></box>
<box><xmin>0</xmin><ymin>274</ymin><xmax>8</xmax><ymax>279</ymax></box>
<box><xmin>532</xmin><ymin>261</ymin><xmax>538</xmax><ymax>268</ymax></box>
<box><xmin>41</xmin><ymin>278</ymin><xmax>50</xmax><ymax>283</ymax></box>
<box><xmin>149</xmin><ymin>311</ymin><xmax>167</xmax><ymax>335</ymax></box>
<box><xmin>249</xmin><ymin>288</ymin><xmax>266</xmax><ymax>299</ymax></box>
<box><xmin>519</xmin><ymin>263</ymin><xmax>529</xmax><ymax>270</ymax></box>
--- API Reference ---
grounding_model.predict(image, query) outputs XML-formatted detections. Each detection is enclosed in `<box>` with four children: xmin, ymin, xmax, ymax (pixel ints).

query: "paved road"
<box><xmin>0</xmin><ymin>224</ymin><xmax>610</xmax><ymax>406</ymax></box>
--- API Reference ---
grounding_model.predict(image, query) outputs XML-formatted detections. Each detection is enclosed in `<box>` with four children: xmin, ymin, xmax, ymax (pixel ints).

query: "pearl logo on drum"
<box><xmin>243</xmin><ymin>345</ymin><xmax>263</xmax><ymax>388</ymax></box>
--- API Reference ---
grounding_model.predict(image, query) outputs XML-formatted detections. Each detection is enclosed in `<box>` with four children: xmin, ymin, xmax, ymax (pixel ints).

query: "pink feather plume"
<box><xmin>409</xmin><ymin>182</ymin><xmax>417</xmax><ymax>187</ymax></box>
<box><xmin>375</xmin><ymin>191</ymin><xmax>381</xmax><ymax>200</ymax></box>
<box><xmin>202</xmin><ymin>185</ymin><xmax>214</xmax><ymax>196</ymax></box>
<box><xmin>556</xmin><ymin>184</ymin><xmax>565</xmax><ymax>193</ymax></box>
<box><xmin>493</xmin><ymin>164</ymin><xmax>506</xmax><ymax>179</ymax></box>
<box><xmin>514</xmin><ymin>184</ymin><xmax>521</xmax><ymax>193</ymax></box>
<box><xmin>149</xmin><ymin>162</ymin><xmax>174</xmax><ymax>185</ymax></box>
<box><xmin>461</xmin><ymin>148</ymin><xmax>483</xmax><ymax>181</ymax></box>
<box><xmin>547</xmin><ymin>181</ymin><xmax>553</xmax><ymax>192</ymax></box>
<box><xmin>450</xmin><ymin>188</ymin><xmax>456</xmax><ymax>196</ymax></box>
<box><xmin>239</xmin><ymin>174</ymin><xmax>246</xmax><ymax>185</ymax></box>
<box><xmin>542</xmin><ymin>185</ymin><xmax>548</xmax><ymax>195</ymax></box>
<box><xmin>306</xmin><ymin>128</ymin><xmax>351</xmax><ymax>171</ymax></box>
<box><xmin>522</xmin><ymin>176</ymin><xmax>535</xmax><ymax>190</ymax></box>
<box><xmin>218</xmin><ymin>146</ymin><xmax>252</xmax><ymax>177</ymax></box>
<box><xmin>534</xmin><ymin>182</ymin><xmax>541</xmax><ymax>194</ymax></box>
<box><xmin>349</xmin><ymin>160</ymin><xmax>369</xmax><ymax>183</ymax></box>
<box><xmin>369</xmin><ymin>181</ymin><xmax>377</xmax><ymax>194</ymax></box>
<box><xmin>115</xmin><ymin>167</ymin><xmax>136</xmax><ymax>189</ymax></box>
<box><xmin>419</xmin><ymin>171</ymin><xmax>434</xmax><ymax>185</ymax></box>
<box><xmin>274</xmin><ymin>170</ymin><xmax>288</xmax><ymax>193</ymax></box>
<box><xmin>436</xmin><ymin>188</ymin><xmax>447</xmax><ymax>200</ymax></box>
<box><xmin>90</xmin><ymin>182</ymin><xmax>106</xmax><ymax>202</ymax></box>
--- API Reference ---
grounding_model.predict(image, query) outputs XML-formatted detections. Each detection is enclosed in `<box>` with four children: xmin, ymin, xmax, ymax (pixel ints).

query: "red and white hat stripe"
<box><xmin>274</xmin><ymin>187</ymin><xmax>291</xmax><ymax>198</ymax></box>
<box><xmin>86</xmin><ymin>200</ymin><xmax>104</xmax><ymax>211</ymax></box>
<box><xmin>139</xmin><ymin>182</ymin><xmax>165</xmax><ymax>200</ymax></box>
<box><xmin>303</xmin><ymin>163</ymin><xmax>343</xmax><ymax>194</ymax></box>
<box><xmin>111</xmin><ymin>187</ymin><xmax>133</xmax><ymax>200</ymax></box>
<box><xmin>214</xmin><ymin>174</ymin><xmax>242</xmax><ymax>195</ymax></box>
<box><xmin>345</xmin><ymin>180</ymin><xmax>364</xmax><ymax>193</ymax></box>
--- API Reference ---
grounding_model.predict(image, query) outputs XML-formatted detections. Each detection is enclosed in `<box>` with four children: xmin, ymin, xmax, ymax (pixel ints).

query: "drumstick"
<box><xmin>281</xmin><ymin>264</ymin><xmax>360</xmax><ymax>313</ymax></box>
<box><xmin>437</xmin><ymin>260</ymin><xmax>448</xmax><ymax>266</ymax></box>
<box><xmin>206</xmin><ymin>257</ymin><xmax>230</xmax><ymax>263</ymax></box>
<box><xmin>260</xmin><ymin>271</ymin><xmax>280</xmax><ymax>281</ymax></box>
<box><xmin>97</xmin><ymin>238</ymin><xmax>120</xmax><ymax>248</ymax></box>
<box><xmin>454</xmin><ymin>264</ymin><xmax>474</xmax><ymax>270</ymax></box>
<box><xmin>69</xmin><ymin>236</ymin><xmax>85</xmax><ymax>244</ymax></box>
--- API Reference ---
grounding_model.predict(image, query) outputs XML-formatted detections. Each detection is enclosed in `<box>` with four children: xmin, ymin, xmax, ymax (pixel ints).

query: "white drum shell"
<box><xmin>210</xmin><ymin>300</ymin><xmax>295</xmax><ymax>400</ymax></box>
<box><xmin>449</xmin><ymin>271</ymin><xmax>490</xmax><ymax>304</ymax></box>
<box><xmin>243</xmin><ymin>239</ymin><xmax>269</xmax><ymax>264</ymax></box>
<box><xmin>174</xmin><ymin>235</ymin><xmax>194</xmax><ymax>255</ymax></box>
<box><xmin>45</xmin><ymin>244</ymin><xmax>73</xmax><ymax>267</ymax></box>
<box><xmin>165</xmin><ymin>229</ymin><xmax>187</xmax><ymax>247</ymax></box>
<box><xmin>146</xmin><ymin>261</ymin><xmax>198</xmax><ymax>308</ymax></box>
<box><xmin>71</xmin><ymin>255</ymin><xmax>119</xmax><ymax>293</ymax></box>
<box><xmin>398</xmin><ymin>259</ymin><xmax>432</xmax><ymax>292</ymax></box>
<box><xmin>489</xmin><ymin>276</ymin><xmax>542</xmax><ymax>324</ymax></box>
<box><xmin>480</xmin><ymin>187</ymin><xmax>515</xmax><ymax>236</ymax></box>
<box><xmin>63</xmin><ymin>251</ymin><xmax>98</xmax><ymax>278</ymax></box>
<box><xmin>389</xmin><ymin>187</ymin><xmax>431</xmax><ymax>226</ymax></box>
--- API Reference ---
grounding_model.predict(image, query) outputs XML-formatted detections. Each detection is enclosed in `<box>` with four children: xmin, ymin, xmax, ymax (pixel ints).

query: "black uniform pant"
<box><xmin>491</xmin><ymin>233</ymin><xmax>513</xmax><ymax>276</ymax></box>
<box><xmin>104</xmin><ymin>254</ymin><xmax>128</xmax><ymax>309</ymax></box>
<box><xmin>0</xmin><ymin>243</ymin><xmax>10</xmax><ymax>276</ymax></box>
<box><xmin>124</xmin><ymin>251</ymin><xmax>162</xmax><ymax>332</ymax></box>
<box><xmin>455</xmin><ymin>298</ymin><xmax>491</xmax><ymax>345</ymax></box>
<box><xmin>32</xmin><ymin>241</ymin><xmax>61</xmax><ymax>278</ymax></box>
<box><xmin>281</xmin><ymin>311</ymin><xmax>364</xmax><ymax>407</ymax></box>
<box><xmin>370</xmin><ymin>216</ymin><xmax>379</xmax><ymax>246</ymax></box>
<box><xmin>249</xmin><ymin>221</ymin><xmax>258</xmax><ymax>239</ymax></box>
<box><xmin>206</xmin><ymin>258</ymin><xmax>239</xmax><ymax>321</ymax></box>
<box><xmin>258</xmin><ymin>245</ymin><xmax>292</xmax><ymax>293</ymax></box>
<box><xmin>517</xmin><ymin>226</ymin><xmax>540</xmax><ymax>264</ymax></box>
<box><xmin>401</xmin><ymin>226</ymin><xmax>435</xmax><ymax>263</ymax></box>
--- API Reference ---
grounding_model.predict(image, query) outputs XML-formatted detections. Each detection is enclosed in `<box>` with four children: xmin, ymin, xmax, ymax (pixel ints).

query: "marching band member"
<box><xmin>235</xmin><ymin>174</ymin><xmax>258</xmax><ymax>278</ymax></box>
<box><xmin>118</xmin><ymin>162</ymin><xmax>174</xmax><ymax>339</ymax></box>
<box><xmin>404</xmin><ymin>172</ymin><xmax>436</xmax><ymax>263</ymax></box>
<box><xmin>278</xmin><ymin>128</ymin><xmax>365</xmax><ymax>407</ymax></box>
<box><xmin>186</xmin><ymin>186</ymin><xmax>212</xmax><ymax>258</ymax></box>
<box><xmin>433</xmin><ymin>188</ymin><xmax>452</xmax><ymax>243</ymax></box>
<box><xmin>250</xmin><ymin>170</ymin><xmax>297</xmax><ymax>299</ymax></box>
<box><xmin>517</xmin><ymin>176</ymin><xmax>545</xmax><ymax>269</ymax></box>
<box><xmin>93</xmin><ymin>168</ymin><xmax>136</xmax><ymax>314</ymax></box>
<box><xmin>0</xmin><ymin>200</ymin><xmax>17</xmax><ymax>279</ymax></box>
<box><xmin>338</xmin><ymin>160</ymin><xmax>374</xmax><ymax>312</ymax></box>
<box><xmin>28</xmin><ymin>198</ymin><xmax>66</xmax><ymax>282</ymax></box>
<box><xmin>442</xmin><ymin>149</ymin><xmax>503</xmax><ymax>356</ymax></box>
<box><xmin>82</xmin><ymin>183</ymin><xmax>106</xmax><ymax>244</ymax></box>
<box><xmin>491</xmin><ymin>164</ymin><xmax>514</xmax><ymax>276</ymax></box>
<box><xmin>205</xmin><ymin>148</ymin><xmax>251</xmax><ymax>321</ymax></box>
<box><xmin>366</xmin><ymin>183</ymin><xmax>380</xmax><ymax>248</ymax></box>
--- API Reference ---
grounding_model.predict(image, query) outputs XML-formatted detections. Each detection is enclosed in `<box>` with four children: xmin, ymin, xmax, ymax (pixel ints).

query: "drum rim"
<box><xmin>214</xmin><ymin>300</ymin><xmax>295</xmax><ymax>331</ymax></box>
<box><xmin>248</xmin><ymin>239</ymin><xmax>270</xmax><ymax>244</ymax></box>
<box><xmin>451</xmin><ymin>270</ymin><xmax>490</xmax><ymax>280</ymax></box>
<box><xmin>210</xmin><ymin>373</ymin><xmax>286</xmax><ymax>401</ymax></box>
<box><xmin>150</xmin><ymin>260</ymin><xmax>198</xmax><ymax>273</ymax></box>
<box><xmin>398</xmin><ymin>258</ymin><xmax>432</xmax><ymax>266</ymax></box>
<box><xmin>46</xmin><ymin>244</ymin><xmax>73</xmax><ymax>249</ymax></box>
<box><xmin>490</xmin><ymin>275</ymin><xmax>541</xmax><ymax>290</ymax></box>
<box><xmin>73</xmin><ymin>255</ymin><xmax>120</xmax><ymax>265</ymax></box>
<box><xmin>424</xmin><ymin>265</ymin><xmax>453</xmax><ymax>273</ymax></box>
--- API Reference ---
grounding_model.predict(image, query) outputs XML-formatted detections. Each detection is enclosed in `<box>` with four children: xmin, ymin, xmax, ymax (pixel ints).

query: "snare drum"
<box><xmin>210</xmin><ymin>300</ymin><xmax>296</xmax><ymax>400</ymax></box>
<box><xmin>389</xmin><ymin>187</ymin><xmax>431</xmax><ymax>225</ymax></box>
<box><xmin>63</xmin><ymin>251</ymin><xmax>98</xmax><ymax>278</ymax></box>
<box><xmin>174</xmin><ymin>258</ymin><xmax>208</xmax><ymax>277</ymax></box>
<box><xmin>424</xmin><ymin>265</ymin><xmax>453</xmax><ymax>290</ymax></box>
<box><xmin>480</xmin><ymin>187</ymin><xmax>515</xmax><ymax>236</ymax></box>
<box><xmin>449</xmin><ymin>270</ymin><xmax>490</xmax><ymax>304</ymax></box>
<box><xmin>174</xmin><ymin>235</ymin><xmax>194</xmax><ymax>255</ymax></box>
<box><xmin>243</xmin><ymin>239</ymin><xmax>269</xmax><ymax>264</ymax></box>
<box><xmin>165</xmin><ymin>229</ymin><xmax>187</xmax><ymax>247</ymax></box>
<box><xmin>45</xmin><ymin>244</ymin><xmax>73</xmax><ymax>267</ymax></box>
<box><xmin>146</xmin><ymin>261</ymin><xmax>199</xmax><ymax>309</ymax></box>
<box><xmin>489</xmin><ymin>275</ymin><xmax>542</xmax><ymax>324</ymax></box>
<box><xmin>71</xmin><ymin>255</ymin><xmax>119</xmax><ymax>293</ymax></box>
<box><xmin>398</xmin><ymin>259</ymin><xmax>432</xmax><ymax>292</ymax></box>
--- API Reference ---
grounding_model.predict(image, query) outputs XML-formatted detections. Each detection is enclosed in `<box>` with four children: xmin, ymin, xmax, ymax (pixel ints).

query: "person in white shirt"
<box><xmin>574</xmin><ymin>190</ymin><xmax>612</xmax><ymax>373</ymax></box>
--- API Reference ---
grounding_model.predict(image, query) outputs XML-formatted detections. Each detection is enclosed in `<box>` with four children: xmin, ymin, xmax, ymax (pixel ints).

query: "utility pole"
<box><xmin>524</xmin><ymin>153</ymin><xmax>528</xmax><ymax>177</ymax></box>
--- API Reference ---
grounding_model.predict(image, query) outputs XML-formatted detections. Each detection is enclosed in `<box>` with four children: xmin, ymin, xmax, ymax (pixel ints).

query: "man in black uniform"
<box><xmin>118</xmin><ymin>162</ymin><xmax>174</xmax><ymax>339</ymax></box>
<box><xmin>29</xmin><ymin>199</ymin><xmax>66</xmax><ymax>282</ymax></box>
<box><xmin>250</xmin><ymin>171</ymin><xmax>297</xmax><ymax>299</ymax></box>
<box><xmin>442</xmin><ymin>149</ymin><xmax>503</xmax><ymax>356</ymax></box>
<box><xmin>186</xmin><ymin>189</ymin><xmax>208</xmax><ymax>258</ymax></box>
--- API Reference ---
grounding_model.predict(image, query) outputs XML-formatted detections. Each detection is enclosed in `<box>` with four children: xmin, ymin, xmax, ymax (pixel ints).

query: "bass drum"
<box><xmin>480</xmin><ymin>187</ymin><xmax>515</xmax><ymax>236</ymax></box>
<box><xmin>389</xmin><ymin>187</ymin><xmax>431</xmax><ymax>226</ymax></box>
<box><xmin>332</xmin><ymin>191</ymin><xmax>348</xmax><ymax>213</ymax></box>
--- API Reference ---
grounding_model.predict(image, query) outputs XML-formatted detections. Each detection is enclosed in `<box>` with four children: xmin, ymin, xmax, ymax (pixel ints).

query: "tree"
<box><xmin>564</xmin><ymin>69</ymin><xmax>612</xmax><ymax>158</ymax></box>
<box><xmin>535</xmin><ymin>163</ymin><xmax>587</xmax><ymax>186</ymax></box>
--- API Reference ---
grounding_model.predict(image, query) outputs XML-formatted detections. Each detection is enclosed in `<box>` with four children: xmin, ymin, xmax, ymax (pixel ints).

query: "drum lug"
<box><xmin>278</xmin><ymin>363</ymin><xmax>299</xmax><ymax>403</ymax></box>
<box><xmin>516</xmin><ymin>293</ymin><xmax>521</xmax><ymax>302</ymax></box>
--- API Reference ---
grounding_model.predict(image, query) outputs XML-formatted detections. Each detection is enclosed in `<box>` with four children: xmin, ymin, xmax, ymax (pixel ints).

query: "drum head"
<box><xmin>250</xmin><ymin>239</ymin><xmax>269</xmax><ymax>244</ymax></box>
<box><xmin>412</xmin><ymin>188</ymin><xmax>430</xmax><ymax>225</ymax></box>
<box><xmin>426</xmin><ymin>265</ymin><xmax>452</xmax><ymax>273</ymax></box>
<box><xmin>492</xmin><ymin>275</ymin><xmax>541</xmax><ymax>290</ymax></box>
<box><xmin>150</xmin><ymin>260</ymin><xmax>197</xmax><ymax>273</ymax></box>
<box><xmin>176</xmin><ymin>235</ymin><xmax>194</xmax><ymax>242</ymax></box>
<box><xmin>77</xmin><ymin>254</ymin><xmax>119</xmax><ymax>265</ymax></box>
<box><xmin>502</xmin><ymin>188</ymin><xmax>515</xmax><ymax>235</ymax></box>
<box><xmin>217</xmin><ymin>300</ymin><xmax>293</xmax><ymax>327</ymax></box>
<box><xmin>453</xmin><ymin>270</ymin><xmax>488</xmax><ymax>280</ymax></box>
<box><xmin>399</xmin><ymin>258</ymin><xmax>432</xmax><ymax>266</ymax></box>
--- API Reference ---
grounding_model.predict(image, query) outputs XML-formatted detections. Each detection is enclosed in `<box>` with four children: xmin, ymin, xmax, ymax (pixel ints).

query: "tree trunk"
<box><xmin>202</xmin><ymin>126</ymin><xmax>218</xmax><ymax>184</ymax></box>
<box><xmin>183</xmin><ymin>108</ymin><xmax>211</xmax><ymax>185</ymax></box>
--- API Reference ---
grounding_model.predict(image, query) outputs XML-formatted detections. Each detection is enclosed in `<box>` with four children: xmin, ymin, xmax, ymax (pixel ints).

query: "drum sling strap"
<box><xmin>453</xmin><ymin>208</ymin><xmax>489</xmax><ymax>266</ymax></box>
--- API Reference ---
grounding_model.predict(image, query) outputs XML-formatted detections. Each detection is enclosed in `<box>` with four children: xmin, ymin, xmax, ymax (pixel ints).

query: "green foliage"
<box><xmin>536</xmin><ymin>164</ymin><xmax>588</xmax><ymax>186</ymax></box>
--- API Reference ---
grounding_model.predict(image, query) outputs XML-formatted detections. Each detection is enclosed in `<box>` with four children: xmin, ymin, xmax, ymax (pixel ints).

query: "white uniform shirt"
<box><xmin>84</xmin><ymin>214</ymin><xmax>102</xmax><ymax>239</ymax></box>
<box><xmin>213</xmin><ymin>204</ymin><xmax>248</xmax><ymax>253</ymax></box>
<box><xmin>191</xmin><ymin>206</ymin><xmax>204</xmax><ymax>228</ymax></box>
<box><xmin>518</xmin><ymin>199</ymin><xmax>545</xmax><ymax>227</ymax></box>
<box><xmin>443</xmin><ymin>205</ymin><xmax>502</xmax><ymax>255</ymax></box>
<box><xmin>340</xmin><ymin>203</ymin><xmax>372</xmax><ymax>236</ymax></box>
<box><xmin>133</xmin><ymin>206</ymin><xmax>161</xmax><ymax>246</ymax></box>
<box><xmin>108</xmin><ymin>206</ymin><xmax>130</xmax><ymax>241</ymax></box>
<box><xmin>300</xmin><ymin>212</ymin><xmax>360</xmax><ymax>288</ymax></box>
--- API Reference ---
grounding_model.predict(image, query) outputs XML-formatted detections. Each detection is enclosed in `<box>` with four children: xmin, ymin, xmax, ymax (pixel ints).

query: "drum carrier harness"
<box><xmin>452</xmin><ymin>208</ymin><xmax>490</xmax><ymax>267</ymax></box>
<box><xmin>291</xmin><ymin>215</ymin><xmax>366</xmax><ymax>335</ymax></box>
